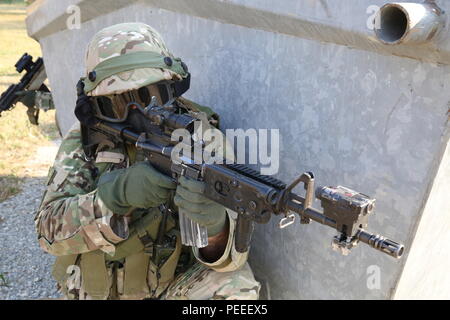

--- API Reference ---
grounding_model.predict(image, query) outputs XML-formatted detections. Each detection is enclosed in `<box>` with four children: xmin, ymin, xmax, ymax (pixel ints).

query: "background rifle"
<box><xmin>78</xmin><ymin>83</ymin><xmax>405</xmax><ymax>259</ymax></box>
<box><xmin>0</xmin><ymin>53</ymin><xmax>52</xmax><ymax>124</ymax></box>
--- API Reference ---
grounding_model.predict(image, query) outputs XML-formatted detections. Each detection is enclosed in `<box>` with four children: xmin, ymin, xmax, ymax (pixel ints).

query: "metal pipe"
<box><xmin>374</xmin><ymin>2</ymin><xmax>445</xmax><ymax>45</ymax></box>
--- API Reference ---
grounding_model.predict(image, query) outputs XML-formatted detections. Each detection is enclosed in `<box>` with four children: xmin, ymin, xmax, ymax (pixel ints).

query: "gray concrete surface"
<box><xmin>25</xmin><ymin>0</ymin><xmax>450</xmax><ymax>299</ymax></box>
<box><xmin>394</xmin><ymin>139</ymin><xmax>450</xmax><ymax>299</ymax></box>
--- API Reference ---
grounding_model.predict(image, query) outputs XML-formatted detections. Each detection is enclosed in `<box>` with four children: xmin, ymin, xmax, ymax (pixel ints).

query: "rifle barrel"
<box><xmin>357</xmin><ymin>229</ymin><xmax>404</xmax><ymax>258</ymax></box>
<box><xmin>287</xmin><ymin>195</ymin><xmax>404</xmax><ymax>258</ymax></box>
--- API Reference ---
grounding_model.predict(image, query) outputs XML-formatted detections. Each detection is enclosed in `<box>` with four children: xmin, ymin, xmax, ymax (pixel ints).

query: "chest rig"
<box><xmin>52</xmin><ymin>125</ymin><xmax>176</xmax><ymax>299</ymax></box>
<box><xmin>53</xmin><ymin>98</ymin><xmax>218</xmax><ymax>299</ymax></box>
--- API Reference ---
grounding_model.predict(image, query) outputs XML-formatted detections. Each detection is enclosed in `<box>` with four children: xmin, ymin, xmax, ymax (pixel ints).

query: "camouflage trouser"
<box><xmin>162</xmin><ymin>262</ymin><xmax>260</xmax><ymax>300</ymax></box>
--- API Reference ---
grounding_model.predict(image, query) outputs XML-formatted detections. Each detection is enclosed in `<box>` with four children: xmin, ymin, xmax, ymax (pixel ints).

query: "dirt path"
<box><xmin>0</xmin><ymin>140</ymin><xmax>62</xmax><ymax>299</ymax></box>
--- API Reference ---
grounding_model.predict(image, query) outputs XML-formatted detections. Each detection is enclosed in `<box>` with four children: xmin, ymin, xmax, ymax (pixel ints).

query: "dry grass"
<box><xmin>0</xmin><ymin>2</ymin><xmax>59</xmax><ymax>202</ymax></box>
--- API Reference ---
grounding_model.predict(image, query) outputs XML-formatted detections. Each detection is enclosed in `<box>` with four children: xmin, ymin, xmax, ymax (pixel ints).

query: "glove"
<box><xmin>15</xmin><ymin>90</ymin><xmax>36</xmax><ymax>108</ymax></box>
<box><xmin>75</xmin><ymin>79</ymin><xmax>99</xmax><ymax>127</ymax></box>
<box><xmin>174</xmin><ymin>176</ymin><xmax>227</xmax><ymax>237</ymax></box>
<box><xmin>97</xmin><ymin>162</ymin><xmax>176</xmax><ymax>215</ymax></box>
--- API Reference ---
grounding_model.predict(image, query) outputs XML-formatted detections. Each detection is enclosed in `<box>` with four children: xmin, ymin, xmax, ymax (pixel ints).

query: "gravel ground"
<box><xmin>0</xmin><ymin>142</ymin><xmax>62</xmax><ymax>300</ymax></box>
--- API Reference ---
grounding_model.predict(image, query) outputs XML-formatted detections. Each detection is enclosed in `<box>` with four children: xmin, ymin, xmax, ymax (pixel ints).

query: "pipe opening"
<box><xmin>397</xmin><ymin>246</ymin><xmax>404</xmax><ymax>258</ymax></box>
<box><xmin>376</xmin><ymin>6</ymin><xmax>408</xmax><ymax>44</ymax></box>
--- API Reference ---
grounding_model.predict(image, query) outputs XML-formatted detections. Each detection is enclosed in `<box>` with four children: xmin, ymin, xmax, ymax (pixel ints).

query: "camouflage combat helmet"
<box><xmin>83</xmin><ymin>22</ymin><xmax>189</xmax><ymax>97</ymax></box>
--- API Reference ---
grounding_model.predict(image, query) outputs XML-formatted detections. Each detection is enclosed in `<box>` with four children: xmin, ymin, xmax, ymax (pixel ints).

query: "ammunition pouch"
<box><xmin>53</xmin><ymin>207</ymin><xmax>181</xmax><ymax>299</ymax></box>
<box><xmin>52</xmin><ymin>254</ymin><xmax>80</xmax><ymax>299</ymax></box>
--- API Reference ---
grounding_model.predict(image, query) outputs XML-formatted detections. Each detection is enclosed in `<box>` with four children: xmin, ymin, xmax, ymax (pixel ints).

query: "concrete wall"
<box><xmin>394</xmin><ymin>139</ymin><xmax>450</xmax><ymax>299</ymax></box>
<box><xmin>26</xmin><ymin>0</ymin><xmax>450</xmax><ymax>299</ymax></box>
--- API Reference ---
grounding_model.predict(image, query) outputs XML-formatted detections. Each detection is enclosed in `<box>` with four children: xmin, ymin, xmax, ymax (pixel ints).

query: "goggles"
<box><xmin>91</xmin><ymin>82</ymin><xmax>176</xmax><ymax>123</ymax></box>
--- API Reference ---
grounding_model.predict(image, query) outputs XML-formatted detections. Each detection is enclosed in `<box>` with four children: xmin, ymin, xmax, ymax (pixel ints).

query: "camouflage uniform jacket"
<box><xmin>34</xmin><ymin>102</ymin><xmax>249</xmax><ymax>299</ymax></box>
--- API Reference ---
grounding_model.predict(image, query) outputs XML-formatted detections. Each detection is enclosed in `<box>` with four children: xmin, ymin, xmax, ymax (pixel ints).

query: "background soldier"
<box><xmin>34</xmin><ymin>22</ymin><xmax>260</xmax><ymax>300</ymax></box>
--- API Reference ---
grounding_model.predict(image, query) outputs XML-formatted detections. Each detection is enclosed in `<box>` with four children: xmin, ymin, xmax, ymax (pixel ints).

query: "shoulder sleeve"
<box><xmin>188</xmin><ymin>125</ymin><xmax>248</xmax><ymax>271</ymax></box>
<box><xmin>192</xmin><ymin>209</ymin><xmax>249</xmax><ymax>272</ymax></box>
<box><xmin>35</xmin><ymin>123</ymin><xmax>129</xmax><ymax>256</ymax></box>
<box><xmin>177</xmin><ymin>98</ymin><xmax>246</xmax><ymax>270</ymax></box>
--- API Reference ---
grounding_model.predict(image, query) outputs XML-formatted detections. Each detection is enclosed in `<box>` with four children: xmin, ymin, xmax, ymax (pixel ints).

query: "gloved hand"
<box><xmin>174</xmin><ymin>176</ymin><xmax>227</xmax><ymax>237</ymax></box>
<box><xmin>74</xmin><ymin>79</ymin><xmax>99</xmax><ymax>127</ymax></box>
<box><xmin>97</xmin><ymin>162</ymin><xmax>176</xmax><ymax>215</ymax></box>
<box><xmin>15</xmin><ymin>90</ymin><xmax>36</xmax><ymax>108</ymax></box>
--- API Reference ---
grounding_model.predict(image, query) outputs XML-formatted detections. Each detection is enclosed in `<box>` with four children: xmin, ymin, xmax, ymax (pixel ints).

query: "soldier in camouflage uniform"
<box><xmin>35</xmin><ymin>23</ymin><xmax>260</xmax><ymax>300</ymax></box>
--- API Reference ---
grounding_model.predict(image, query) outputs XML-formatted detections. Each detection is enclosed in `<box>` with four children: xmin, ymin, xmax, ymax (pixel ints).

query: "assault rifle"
<box><xmin>0</xmin><ymin>53</ymin><xmax>53</xmax><ymax>124</ymax></box>
<box><xmin>78</xmin><ymin>85</ymin><xmax>405</xmax><ymax>259</ymax></box>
